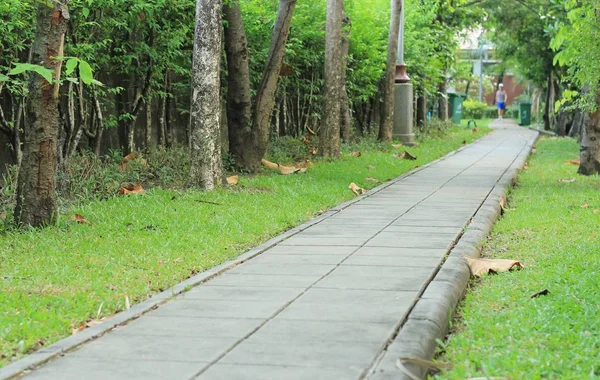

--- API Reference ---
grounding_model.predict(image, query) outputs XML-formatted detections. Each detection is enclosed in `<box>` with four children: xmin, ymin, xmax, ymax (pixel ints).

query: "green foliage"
<box><xmin>463</xmin><ymin>99</ymin><xmax>488</xmax><ymax>119</ymax></box>
<box><xmin>438</xmin><ymin>138</ymin><xmax>600</xmax><ymax>378</ymax></box>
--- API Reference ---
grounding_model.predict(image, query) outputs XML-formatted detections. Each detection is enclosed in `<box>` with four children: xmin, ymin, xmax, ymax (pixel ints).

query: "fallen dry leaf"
<box><xmin>349</xmin><ymin>182</ymin><xmax>366</xmax><ymax>196</ymax></box>
<box><xmin>465</xmin><ymin>257</ymin><xmax>523</xmax><ymax>277</ymax></box>
<box><xmin>71</xmin><ymin>323</ymin><xmax>86</xmax><ymax>335</ymax></box>
<box><xmin>350</xmin><ymin>151</ymin><xmax>362</xmax><ymax>157</ymax></box>
<box><xmin>70</xmin><ymin>214</ymin><xmax>89</xmax><ymax>224</ymax></box>
<box><xmin>174</xmin><ymin>257</ymin><xmax>183</xmax><ymax>264</ymax></box>
<box><xmin>394</xmin><ymin>150</ymin><xmax>417</xmax><ymax>160</ymax></box>
<box><xmin>278</xmin><ymin>164</ymin><xmax>301</xmax><ymax>175</ymax></box>
<box><xmin>472</xmin><ymin>128</ymin><xmax>479</xmax><ymax>133</ymax></box>
<box><xmin>294</xmin><ymin>160</ymin><xmax>313</xmax><ymax>169</ymax></box>
<box><xmin>365</xmin><ymin>177</ymin><xmax>380</xmax><ymax>183</ymax></box>
<box><xmin>594</xmin><ymin>209</ymin><xmax>599</xmax><ymax>214</ymax></box>
<box><xmin>123</xmin><ymin>152</ymin><xmax>137</xmax><ymax>162</ymax></box>
<box><xmin>125</xmin><ymin>295</ymin><xmax>131</xmax><ymax>310</ymax></box>
<box><xmin>530</xmin><ymin>289</ymin><xmax>550</xmax><ymax>298</ymax></box>
<box><xmin>261</xmin><ymin>159</ymin><xmax>279</xmax><ymax>170</ymax></box>
<box><xmin>581</xmin><ymin>202</ymin><xmax>589</xmax><ymax>209</ymax></box>
<box><xmin>559</xmin><ymin>178</ymin><xmax>577</xmax><ymax>183</ymax></box>
<box><xmin>226</xmin><ymin>175</ymin><xmax>239</xmax><ymax>185</ymax></box>
<box><xmin>119</xmin><ymin>184</ymin><xmax>145</xmax><ymax>195</ymax></box>
<box><xmin>499</xmin><ymin>196</ymin><xmax>507</xmax><ymax>211</ymax></box>
<box><xmin>392</xmin><ymin>143</ymin><xmax>403</xmax><ymax>149</ymax></box>
<box><xmin>566</xmin><ymin>159</ymin><xmax>580</xmax><ymax>165</ymax></box>
<box><xmin>368</xmin><ymin>165</ymin><xmax>376</xmax><ymax>170</ymax></box>
<box><xmin>117</xmin><ymin>162</ymin><xmax>128</xmax><ymax>171</ymax></box>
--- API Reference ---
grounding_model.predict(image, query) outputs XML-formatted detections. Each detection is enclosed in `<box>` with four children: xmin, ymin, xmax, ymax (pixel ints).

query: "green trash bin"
<box><xmin>448</xmin><ymin>93</ymin><xmax>467</xmax><ymax>124</ymax></box>
<box><xmin>519</xmin><ymin>102</ymin><xmax>532</xmax><ymax>126</ymax></box>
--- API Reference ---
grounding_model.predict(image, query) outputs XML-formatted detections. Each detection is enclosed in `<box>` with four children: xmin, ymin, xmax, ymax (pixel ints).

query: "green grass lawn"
<box><xmin>0</xmin><ymin>126</ymin><xmax>488</xmax><ymax>366</ymax></box>
<box><xmin>437</xmin><ymin>137</ymin><xmax>600</xmax><ymax>379</ymax></box>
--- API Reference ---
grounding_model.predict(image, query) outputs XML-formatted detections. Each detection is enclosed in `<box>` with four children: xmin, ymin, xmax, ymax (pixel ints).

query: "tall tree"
<box><xmin>188</xmin><ymin>0</ymin><xmax>223</xmax><ymax>189</ymax></box>
<box><xmin>14</xmin><ymin>0</ymin><xmax>69</xmax><ymax>227</ymax></box>
<box><xmin>224</xmin><ymin>0</ymin><xmax>297</xmax><ymax>172</ymax></box>
<box><xmin>340</xmin><ymin>9</ymin><xmax>352</xmax><ymax>142</ymax></box>
<box><xmin>319</xmin><ymin>0</ymin><xmax>344</xmax><ymax>156</ymax></box>
<box><xmin>378</xmin><ymin>0</ymin><xmax>401</xmax><ymax>142</ymax></box>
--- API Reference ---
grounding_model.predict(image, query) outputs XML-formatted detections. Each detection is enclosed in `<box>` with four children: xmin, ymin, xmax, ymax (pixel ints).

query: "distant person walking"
<box><xmin>496</xmin><ymin>83</ymin><xmax>507</xmax><ymax>119</ymax></box>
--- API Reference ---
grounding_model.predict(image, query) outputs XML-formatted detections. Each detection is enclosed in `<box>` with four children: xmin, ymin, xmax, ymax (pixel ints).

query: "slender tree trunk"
<box><xmin>340</xmin><ymin>9</ymin><xmax>352</xmax><ymax>142</ymax></box>
<box><xmin>145</xmin><ymin>99</ymin><xmax>152</xmax><ymax>149</ymax></box>
<box><xmin>438</xmin><ymin>79</ymin><xmax>448</xmax><ymax>121</ymax></box>
<box><xmin>14</xmin><ymin>0</ymin><xmax>69</xmax><ymax>227</ymax></box>
<box><xmin>378</xmin><ymin>0</ymin><xmax>401</xmax><ymax>141</ymax></box>
<box><xmin>416</xmin><ymin>94</ymin><xmax>427</xmax><ymax>128</ymax></box>
<box><xmin>225</xmin><ymin>0</ymin><xmax>297</xmax><ymax>171</ymax></box>
<box><xmin>92</xmin><ymin>91</ymin><xmax>105</xmax><ymax>156</ymax></box>
<box><xmin>578</xmin><ymin>93</ymin><xmax>600</xmax><ymax>175</ymax></box>
<box><xmin>319</xmin><ymin>0</ymin><xmax>344</xmax><ymax>157</ymax></box>
<box><xmin>188</xmin><ymin>0</ymin><xmax>223</xmax><ymax>189</ymax></box>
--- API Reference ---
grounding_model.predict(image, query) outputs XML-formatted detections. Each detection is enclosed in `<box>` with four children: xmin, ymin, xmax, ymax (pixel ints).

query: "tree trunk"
<box><xmin>319</xmin><ymin>0</ymin><xmax>344</xmax><ymax>157</ymax></box>
<box><xmin>14</xmin><ymin>0</ymin><xmax>69</xmax><ymax>227</ymax></box>
<box><xmin>438</xmin><ymin>80</ymin><xmax>448</xmax><ymax>121</ymax></box>
<box><xmin>378</xmin><ymin>0</ymin><xmax>401</xmax><ymax>141</ymax></box>
<box><xmin>145</xmin><ymin>99</ymin><xmax>152</xmax><ymax>149</ymax></box>
<box><xmin>340</xmin><ymin>9</ymin><xmax>352</xmax><ymax>142</ymax></box>
<box><xmin>578</xmin><ymin>93</ymin><xmax>600</xmax><ymax>175</ymax></box>
<box><xmin>225</xmin><ymin>0</ymin><xmax>297</xmax><ymax>171</ymax></box>
<box><xmin>188</xmin><ymin>0</ymin><xmax>223</xmax><ymax>190</ymax></box>
<box><xmin>416</xmin><ymin>94</ymin><xmax>427</xmax><ymax>128</ymax></box>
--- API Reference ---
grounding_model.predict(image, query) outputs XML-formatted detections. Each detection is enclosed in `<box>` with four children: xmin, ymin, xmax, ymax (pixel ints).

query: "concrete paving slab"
<box><xmin>341</xmin><ymin>254</ymin><xmax>442</xmax><ymax>268</ymax></box>
<box><xmin>115</xmin><ymin>316</ymin><xmax>263</xmax><ymax>338</ymax></box>
<box><xmin>352</xmin><ymin>246</ymin><xmax>447</xmax><ymax>257</ymax></box>
<box><xmin>279</xmin><ymin>236</ymin><xmax>368</xmax><ymax>246</ymax></box>
<box><xmin>181</xmin><ymin>286</ymin><xmax>303</xmax><ymax>301</ymax></box>
<box><xmin>203</xmin><ymin>273</ymin><xmax>321</xmax><ymax>288</ymax></box>
<box><xmin>227</xmin><ymin>262</ymin><xmax>335</xmax><ymax>276</ymax></box>
<box><xmin>263</xmin><ymin>245</ymin><xmax>357</xmax><ymax>255</ymax></box>
<box><xmin>149</xmin><ymin>299</ymin><xmax>288</xmax><ymax>319</ymax></box>
<box><xmin>244</xmin><ymin>253</ymin><xmax>345</xmax><ymax>265</ymax></box>
<box><xmin>198</xmin><ymin>363</ymin><xmax>361</xmax><ymax>380</ymax></box>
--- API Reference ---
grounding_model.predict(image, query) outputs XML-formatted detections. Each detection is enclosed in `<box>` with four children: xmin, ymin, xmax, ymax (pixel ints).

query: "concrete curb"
<box><xmin>368</xmin><ymin>130</ymin><xmax>539</xmax><ymax>380</ymax></box>
<box><xmin>0</xmin><ymin>142</ymin><xmax>473</xmax><ymax>380</ymax></box>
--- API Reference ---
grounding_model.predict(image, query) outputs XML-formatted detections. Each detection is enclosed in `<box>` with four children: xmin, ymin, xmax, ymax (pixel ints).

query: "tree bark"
<box><xmin>340</xmin><ymin>9</ymin><xmax>352</xmax><ymax>142</ymax></box>
<box><xmin>578</xmin><ymin>93</ymin><xmax>600</xmax><ymax>175</ymax></box>
<box><xmin>224</xmin><ymin>0</ymin><xmax>297</xmax><ymax>171</ymax></box>
<box><xmin>416</xmin><ymin>94</ymin><xmax>427</xmax><ymax>128</ymax></box>
<box><xmin>378</xmin><ymin>0</ymin><xmax>401</xmax><ymax>141</ymax></box>
<box><xmin>438</xmin><ymin>80</ymin><xmax>448</xmax><ymax>121</ymax></box>
<box><xmin>188</xmin><ymin>0</ymin><xmax>223</xmax><ymax>190</ymax></box>
<box><xmin>14</xmin><ymin>0</ymin><xmax>69</xmax><ymax>227</ymax></box>
<box><xmin>319</xmin><ymin>0</ymin><xmax>344</xmax><ymax>157</ymax></box>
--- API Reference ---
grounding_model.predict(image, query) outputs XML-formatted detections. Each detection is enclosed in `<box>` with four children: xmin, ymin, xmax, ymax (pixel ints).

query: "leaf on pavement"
<box><xmin>349</xmin><ymin>182</ymin><xmax>366</xmax><ymax>196</ymax></box>
<box><xmin>226</xmin><ymin>175</ymin><xmax>239</xmax><ymax>185</ymax></box>
<box><xmin>350</xmin><ymin>151</ymin><xmax>362</xmax><ymax>157</ymax></box>
<box><xmin>465</xmin><ymin>257</ymin><xmax>523</xmax><ymax>277</ymax></box>
<box><xmin>70</xmin><ymin>214</ymin><xmax>89</xmax><ymax>224</ymax></box>
<box><xmin>566</xmin><ymin>159</ymin><xmax>580</xmax><ymax>165</ymax></box>
<box><xmin>261</xmin><ymin>159</ymin><xmax>279</xmax><ymax>170</ymax></box>
<box><xmin>530</xmin><ymin>289</ymin><xmax>550</xmax><ymax>298</ymax></box>
<box><xmin>119</xmin><ymin>184</ymin><xmax>145</xmax><ymax>195</ymax></box>
<box><xmin>365</xmin><ymin>177</ymin><xmax>380</xmax><ymax>183</ymax></box>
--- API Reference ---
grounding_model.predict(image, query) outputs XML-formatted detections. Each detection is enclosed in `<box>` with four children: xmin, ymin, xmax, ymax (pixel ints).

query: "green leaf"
<box><xmin>0</xmin><ymin>74</ymin><xmax>9</xmax><ymax>82</ymax></box>
<box><xmin>82</xmin><ymin>7</ymin><xmax>90</xmax><ymax>18</ymax></box>
<box><xmin>32</xmin><ymin>66</ymin><xmax>55</xmax><ymax>83</ymax></box>
<box><xmin>78</xmin><ymin>60</ymin><xmax>94</xmax><ymax>85</ymax></box>
<box><xmin>65</xmin><ymin>58</ymin><xmax>78</xmax><ymax>76</ymax></box>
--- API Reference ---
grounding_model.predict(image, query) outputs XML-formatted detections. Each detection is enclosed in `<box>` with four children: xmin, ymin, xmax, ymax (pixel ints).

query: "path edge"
<box><xmin>0</xmin><ymin>139</ymin><xmax>478</xmax><ymax>380</ymax></box>
<box><xmin>369</xmin><ymin>129</ymin><xmax>539</xmax><ymax>380</ymax></box>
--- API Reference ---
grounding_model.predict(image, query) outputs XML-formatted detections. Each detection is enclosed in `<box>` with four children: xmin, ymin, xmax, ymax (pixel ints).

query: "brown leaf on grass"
<box><xmin>350</xmin><ymin>151</ymin><xmax>362</xmax><ymax>157</ymax></box>
<box><xmin>310</xmin><ymin>146</ymin><xmax>318</xmax><ymax>155</ymax></box>
<box><xmin>119</xmin><ymin>184</ymin><xmax>145</xmax><ymax>195</ymax></box>
<box><xmin>226</xmin><ymin>175</ymin><xmax>239</xmax><ymax>185</ymax></box>
<box><xmin>349</xmin><ymin>182</ymin><xmax>366</xmax><ymax>196</ymax></box>
<box><xmin>261</xmin><ymin>159</ymin><xmax>279</xmax><ymax>170</ymax></box>
<box><xmin>394</xmin><ymin>150</ymin><xmax>417</xmax><ymax>160</ymax></box>
<box><xmin>365</xmin><ymin>177</ymin><xmax>380</xmax><ymax>183</ymax></box>
<box><xmin>278</xmin><ymin>164</ymin><xmax>301</xmax><ymax>175</ymax></box>
<box><xmin>123</xmin><ymin>152</ymin><xmax>137</xmax><ymax>162</ymax></box>
<box><xmin>594</xmin><ymin>209</ymin><xmax>599</xmax><ymax>214</ymax></box>
<box><xmin>71</xmin><ymin>323</ymin><xmax>86</xmax><ymax>335</ymax></box>
<box><xmin>392</xmin><ymin>143</ymin><xmax>403</xmax><ymax>149</ymax></box>
<box><xmin>462</xmin><ymin>139</ymin><xmax>467</xmax><ymax>145</ymax></box>
<box><xmin>581</xmin><ymin>202</ymin><xmax>590</xmax><ymax>209</ymax></box>
<box><xmin>559</xmin><ymin>178</ymin><xmax>576</xmax><ymax>183</ymax></box>
<box><xmin>294</xmin><ymin>160</ymin><xmax>314</xmax><ymax>169</ymax></box>
<box><xmin>465</xmin><ymin>257</ymin><xmax>523</xmax><ymax>277</ymax></box>
<box><xmin>125</xmin><ymin>295</ymin><xmax>131</xmax><ymax>310</ymax></box>
<box><xmin>566</xmin><ymin>159</ymin><xmax>580</xmax><ymax>165</ymax></box>
<box><xmin>174</xmin><ymin>257</ymin><xmax>183</xmax><ymax>264</ymax></box>
<box><xmin>70</xmin><ymin>214</ymin><xmax>89</xmax><ymax>224</ymax></box>
<box><xmin>472</xmin><ymin>128</ymin><xmax>479</xmax><ymax>133</ymax></box>
<box><xmin>530</xmin><ymin>289</ymin><xmax>550</xmax><ymax>298</ymax></box>
<box><xmin>499</xmin><ymin>196</ymin><xmax>507</xmax><ymax>211</ymax></box>
<box><xmin>368</xmin><ymin>165</ymin><xmax>376</xmax><ymax>170</ymax></box>
<box><xmin>117</xmin><ymin>162</ymin><xmax>128</xmax><ymax>171</ymax></box>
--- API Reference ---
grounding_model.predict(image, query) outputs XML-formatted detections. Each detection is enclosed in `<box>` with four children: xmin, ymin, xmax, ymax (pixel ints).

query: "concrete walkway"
<box><xmin>12</xmin><ymin>121</ymin><xmax>537</xmax><ymax>380</ymax></box>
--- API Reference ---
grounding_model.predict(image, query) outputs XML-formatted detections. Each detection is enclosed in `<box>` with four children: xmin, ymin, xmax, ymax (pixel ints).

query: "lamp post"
<box><xmin>393</xmin><ymin>0</ymin><xmax>415</xmax><ymax>145</ymax></box>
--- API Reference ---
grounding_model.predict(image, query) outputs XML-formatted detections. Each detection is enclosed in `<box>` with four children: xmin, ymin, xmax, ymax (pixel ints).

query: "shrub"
<box><xmin>463</xmin><ymin>99</ymin><xmax>488</xmax><ymax>119</ymax></box>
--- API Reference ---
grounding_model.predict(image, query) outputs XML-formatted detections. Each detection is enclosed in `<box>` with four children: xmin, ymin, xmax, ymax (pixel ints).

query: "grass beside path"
<box><xmin>437</xmin><ymin>137</ymin><xmax>600</xmax><ymax>379</ymax></box>
<box><xmin>0</xmin><ymin>126</ymin><xmax>488</xmax><ymax>366</ymax></box>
